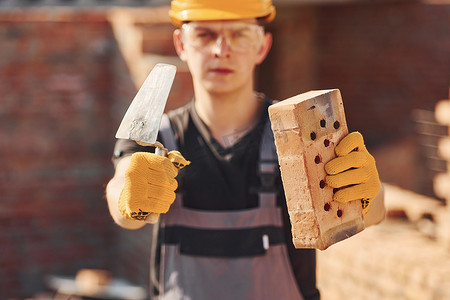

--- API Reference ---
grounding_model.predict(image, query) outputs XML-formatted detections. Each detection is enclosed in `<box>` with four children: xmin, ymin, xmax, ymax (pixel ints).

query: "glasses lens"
<box><xmin>182</xmin><ymin>23</ymin><xmax>263</xmax><ymax>52</ymax></box>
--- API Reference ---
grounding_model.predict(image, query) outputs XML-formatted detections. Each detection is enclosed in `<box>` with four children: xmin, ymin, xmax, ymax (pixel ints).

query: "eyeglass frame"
<box><xmin>180</xmin><ymin>21</ymin><xmax>266</xmax><ymax>53</ymax></box>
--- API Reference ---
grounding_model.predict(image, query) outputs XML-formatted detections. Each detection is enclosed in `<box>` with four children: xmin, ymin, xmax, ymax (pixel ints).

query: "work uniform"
<box><xmin>112</xmin><ymin>97</ymin><xmax>320</xmax><ymax>300</ymax></box>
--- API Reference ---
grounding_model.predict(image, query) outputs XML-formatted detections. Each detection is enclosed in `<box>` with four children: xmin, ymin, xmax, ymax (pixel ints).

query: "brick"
<box><xmin>434</xmin><ymin>173</ymin><xmax>450</xmax><ymax>201</ymax></box>
<box><xmin>435</xmin><ymin>100</ymin><xmax>450</xmax><ymax>126</ymax></box>
<box><xmin>437</xmin><ymin>136</ymin><xmax>450</xmax><ymax>162</ymax></box>
<box><xmin>436</xmin><ymin>208</ymin><xmax>450</xmax><ymax>249</ymax></box>
<box><xmin>269</xmin><ymin>89</ymin><xmax>364</xmax><ymax>250</ymax></box>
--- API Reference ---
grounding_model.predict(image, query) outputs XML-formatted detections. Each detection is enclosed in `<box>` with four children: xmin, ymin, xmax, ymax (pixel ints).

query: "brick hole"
<box><xmin>337</xmin><ymin>209</ymin><xmax>343</xmax><ymax>218</ymax></box>
<box><xmin>314</xmin><ymin>155</ymin><xmax>321</xmax><ymax>164</ymax></box>
<box><xmin>310</xmin><ymin>132</ymin><xmax>316</xmax><ymax>140</ymax></box>
<box><xmin>319</xmin><ymin>180</ymin><xmax>326</xmax><ymax>189</ymax></box>
<box><xmin>333</xmin><ymin>121</ymin><xmax>340</xmax><ymax>129</ymax></box>
<box><xmin>324</xmin><ymin>139</ymin><xmax>330</xmax><ymax>147</ymax></box>
<box><xmin>324</xmin><ymin>203</ymin><xmax>331</xmax><ymax>211</ymax></box>
<box><xmin>320</xmin><ymin>119</ymin><xmax>326</xmax><ymax>128</ymax></box>
<box><xmin>421</xmin><ymin>213</ymin><xmax>434</xmax><ymax>222</ymax></box>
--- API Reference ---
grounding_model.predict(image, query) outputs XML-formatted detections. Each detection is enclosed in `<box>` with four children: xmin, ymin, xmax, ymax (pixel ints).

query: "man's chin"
<box><xmin>202</xmin><ymin>80</ymin><xmax>237</xmax><ymax>94</ymax></box>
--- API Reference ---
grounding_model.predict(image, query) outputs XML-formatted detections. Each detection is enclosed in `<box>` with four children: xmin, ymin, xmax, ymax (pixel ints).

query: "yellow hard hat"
<box><xmin>169</xmin><ymin>0</ymin><xmax>276</xmax><ymax>26</ymax></box>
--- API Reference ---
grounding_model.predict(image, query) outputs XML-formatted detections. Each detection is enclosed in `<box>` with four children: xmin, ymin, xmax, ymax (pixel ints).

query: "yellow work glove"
<box><xmin>119</xmin><ymin>151</ymin><xmax>190</xmax><ymax>221</ymax></box>
<box><xmin>325</xmin><ymin>132</ymin><xmax>381</xmax><ymax>215</ymax></box>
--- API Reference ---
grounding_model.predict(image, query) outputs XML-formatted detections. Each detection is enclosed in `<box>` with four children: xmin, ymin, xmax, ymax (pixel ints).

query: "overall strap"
<box><xmin>159</xmin><ymin>114</ymin><xmax>178</xmax><ymax>151</ymax></box>
<box><xmin>159</xmin><ymin>114</ymin><xmax>183</xmax><ymax>208</ymax></box>
<box><xmin>258</xmin><ymin>119</ymin><xmax>278</xmax><ymax>208</ymax></box>
<box><xmin>149</xmin><ymin>114</ymin><xmax>178</xmax><ymax>296</ymax></box>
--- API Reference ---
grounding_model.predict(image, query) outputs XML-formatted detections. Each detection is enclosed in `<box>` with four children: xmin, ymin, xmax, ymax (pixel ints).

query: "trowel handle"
<box><xmin>155</xmin><ymin>145</ymin><xmax>169</xmax><ymax>157</ymax></box>
<box><xmin>145</xmin><ymin>213</ymin><xmax>160</xmax><ymax>224</ymax></box>
<box><xmin>144</xmin><ymin>143</ymin><xmax>168</xmax><ymax>224</ymax></box>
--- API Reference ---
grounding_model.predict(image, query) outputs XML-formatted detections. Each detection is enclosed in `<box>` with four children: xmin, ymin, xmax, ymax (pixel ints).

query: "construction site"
<box><xmin>0</xmin><ymin>0</ymin><xmax>449</xmax><ymax>298</ymax></box>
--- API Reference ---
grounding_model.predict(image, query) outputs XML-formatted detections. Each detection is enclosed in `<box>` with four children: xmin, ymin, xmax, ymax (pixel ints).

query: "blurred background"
<box><xmin>0</xmin><ymin>0</ymin><xmax>449</xmax><ymax>299</ymax></box>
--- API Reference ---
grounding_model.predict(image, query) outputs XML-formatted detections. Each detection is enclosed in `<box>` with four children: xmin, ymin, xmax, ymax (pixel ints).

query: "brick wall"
<box><xmin>0</xmin><ymin>8</ymin><xmax>191</xmax><ymax>298</ymax></box>
<box><xmin>0</xmin><ymin>10</ymin><xmax>122</xmax><ymax>297</ymax></box>
<box><xmin>260</xmin><ymin>2</ymin><xmax>450</xmax><ymax>195</ymax></box>
<box><xmin>263</xmin><ymin>2</ymin><xmax>450</xmax><ymax>145</ymax></box>
<box><xmin>314</xmin><ymin>2</ymin><xmax>450</xmax><ymax>146</ymax></box>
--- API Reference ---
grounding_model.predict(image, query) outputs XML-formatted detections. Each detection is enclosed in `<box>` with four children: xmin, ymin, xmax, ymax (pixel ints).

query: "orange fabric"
<box><xmin>169</xmin><ymin>0</ymin><xmax>276</xmax><ymax>26</ymax></box>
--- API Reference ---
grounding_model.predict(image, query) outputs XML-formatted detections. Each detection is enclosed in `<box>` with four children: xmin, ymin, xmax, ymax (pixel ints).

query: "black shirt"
<box><xmin>112</xmin><ymin>98</ymin><xmax>320</xmax><ymax>300</ymax></box>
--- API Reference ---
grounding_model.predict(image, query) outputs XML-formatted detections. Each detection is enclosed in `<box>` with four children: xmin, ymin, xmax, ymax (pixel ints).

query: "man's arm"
<box><xmin>106</xmin><ymin>155</ymin><xmax>147</xmax><ymax>230</ymax></box>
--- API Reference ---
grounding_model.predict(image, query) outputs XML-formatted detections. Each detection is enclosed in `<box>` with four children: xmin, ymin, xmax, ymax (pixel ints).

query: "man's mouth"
<box><xmin>210</xmin><ymin>68</ymin><xmax>233</xmax><ymax>74</ymax></box>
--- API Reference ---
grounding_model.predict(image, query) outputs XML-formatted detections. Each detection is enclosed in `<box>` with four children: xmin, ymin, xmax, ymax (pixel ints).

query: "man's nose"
<box><xmin>212</xmin><ymin>35</ymin><xmax>232</xmax><ymax>57</ymax></box>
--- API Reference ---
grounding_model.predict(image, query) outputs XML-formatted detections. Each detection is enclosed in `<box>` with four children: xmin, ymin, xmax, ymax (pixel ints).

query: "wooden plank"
<box><xmin>414</xmin><ymin>122</ymin><xmax>448</xmax><ymax>137</ymax></box>
<box><xmin>384</xmin><ymin>183</ymin><xmax>443</xmax><ymax>223</ymax></box>
<box><xmin>412</xmin><ymin>109</ymin><xmax>448</xmax><ymax>137</ymax></box>
<box><xmin>426</xmin><ymin>158</ymin><xmax>448</xmax><ymax>173</ymax></box>
<box><xmin>269</xmin><ymin>89</ymin><xmax>364</xmax><ymax>250</ymax></box>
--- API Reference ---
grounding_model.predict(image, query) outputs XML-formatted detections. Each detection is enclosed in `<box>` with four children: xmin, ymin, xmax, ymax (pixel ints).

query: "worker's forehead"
<box><xmin>186</xmin><ymin>19</ymin><xmax>259</xmax><ymax>29</ymax></box>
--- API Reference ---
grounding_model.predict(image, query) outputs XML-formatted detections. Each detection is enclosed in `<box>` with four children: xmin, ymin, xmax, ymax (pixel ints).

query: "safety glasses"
<box><xmin>181</xmin><ymin>22</ymin><xmax>265</xmax><ymax>53</ymax></box>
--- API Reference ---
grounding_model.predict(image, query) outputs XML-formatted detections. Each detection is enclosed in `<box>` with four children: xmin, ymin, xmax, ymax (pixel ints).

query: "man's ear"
<box><xmin>255</xmin><ymin>32</ymin><xmax>272</xmax><ymax>65</ymax></box>
<box><xmin>173</xmin><ymin>29</ymin><xmax>187</xmax><ymax>62</ymax></box>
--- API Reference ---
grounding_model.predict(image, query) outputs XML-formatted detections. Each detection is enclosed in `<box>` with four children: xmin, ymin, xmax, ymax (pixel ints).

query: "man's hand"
<box><xmin>325</xmin><ymin>132</ymin><xmax>381</xmax><ymax>215</ymax></box>
<box><xmin>119</xmin><ymin>151</ymin><xmax>190</xmax><ymax>220</ymax></box>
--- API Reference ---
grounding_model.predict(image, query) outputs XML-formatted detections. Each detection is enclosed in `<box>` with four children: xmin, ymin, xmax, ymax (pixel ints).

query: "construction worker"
<box><xmin>106</xmin><ymin>0</ymin><xmax>385</xmax><ymax>299</ymax></box>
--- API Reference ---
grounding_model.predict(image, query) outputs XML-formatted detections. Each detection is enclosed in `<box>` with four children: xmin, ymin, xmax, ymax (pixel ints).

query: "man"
<box><xmin>106</xmin><ymin>1</ymin><xmax>385</xmax><ymax>299</ymax></box>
